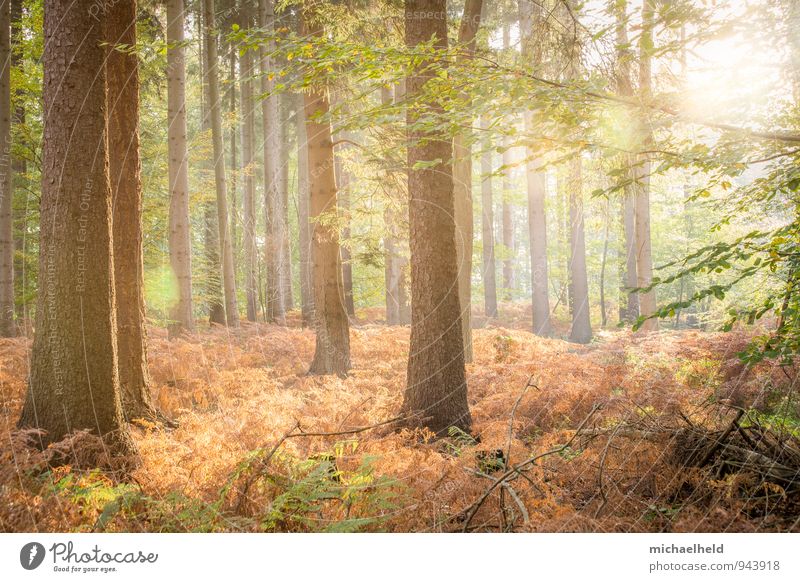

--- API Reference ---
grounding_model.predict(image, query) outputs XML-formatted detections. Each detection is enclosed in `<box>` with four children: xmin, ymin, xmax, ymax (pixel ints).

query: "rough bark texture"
<box><xmin>203</xmin><ymin>0</ymin><xmax>239</xmax><ymax>327</ymax></box>
<box><xmin>259</xmin><ymin>0</ymin><xmax>284</xmax><ymax>322</ymax></box>
<box><xmin>480</xmin><ymin>115</ymin><xmax>497</xmax><ymax>318</ymax></box>
<box><xmin>296</xmin><ymin>94</ymin><xmax>314</xmax><ymax>326</ymax></box>
<box><xmin>635</xmin><ymin>0</ymin><xmax>658</xmax><ymax>332</ymax></box>
<box><xmin>166</xmin><ymin>0</ymin><xmax>195</xmax><ymax>336</ymax></box>
<box><xmin>568</xmin><ymin>158</ymin><xmax>592</xmax><ymax>343</ymax></box>
<box><xmin>402</xmin><ymin>0</ymin><xmax>471</xmax><ymax>436</ymax></box>
<box><xmin>240</xmin><ymin>10</ymin><xmax>258</xmax><ymax>322</ymax></box>
<box><xmin>18</xmin><ymin>0</ymin><xmax>134</xmax><ymax>457</ymax></box>
<box><xmin>452</xmin><ymin>0</ymin><xmax>482</xmax><ymax>363</ymax></box>
<box><xmin>302</xmin><ymin>4</ymin><xmax>351</xmax><ymax>376</ymax></box>
<box><xmin>107</xmin><ymin>0</ymin><xmax>157</xmax><ymax>422</ymax></box>
<box><xmin>0</xmin><ymin>0</ymin><xmax>13</xmax><ymax>337</ymax></box>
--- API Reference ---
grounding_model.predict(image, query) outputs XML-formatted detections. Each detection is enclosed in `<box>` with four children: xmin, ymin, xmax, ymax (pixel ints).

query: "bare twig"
<box><xmin>460</xmin><ymin>403</ymin><xmax>603</xmax><ymax>532</ymax></box>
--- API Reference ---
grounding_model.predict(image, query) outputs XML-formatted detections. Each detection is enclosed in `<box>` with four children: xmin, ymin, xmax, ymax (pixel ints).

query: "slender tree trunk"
<box><xmin>335</xmin><ymin>146</ymin><xmax>356</xmax><ymax>318</ymax></box>
<box><xmin>600</xmin><ymin>198</ymin><xmax>610</xmax><ymax>327</ymax></box>
<box><xmin>279</xmin><ymin>111</ymin><xmax>293</xmax><ymax>311</ymax></box>
<box><xmin>302</xmin><ymin>3</ymin><xmax>351</xmax><ymax>376</ymax></box>
<box><xmin>519</xmin><ymin>2</ymin><xmax>552</xmax><ymax>336</ymax></box>
<box><xmin>166</xmin><ymin>0</ymin><xmax>194</xmax><ymax>335</ymax></box>
<box><xmin>296</xmin><ymin>93</ymin><xmax>314</xmax><ymax>326</ymax></box>
<box><xmin>614</xmin><ymin>0</ymin><xmax>639</xmax><ymax>324</ymax></box>
<box><xmin>227</xmin><ymin>12</ymin><xmax>238</xmax><ymax>262</ymax></box>
<box><xmin>202</xmin><ymin>0</ymin><xmax>238</xmax><ymax>327</ymax></box>
<box><xmin>452</xmin><ymin>0</ymin><xmax>482</xmax><ymax>363</ymax></box>
<box><xmin>382</xmin><ymin>85</ymin><xmax>400</xmax><ymax>325</ymax></box>
<box><xmin>18</xmin><ymin>0</ymin><xmax>134</xmax><ymax>457</ymax></box>
<box><xmin>331</xmin><ymin>91</ymin><xmax>355</xmax><ymax>319</ymax></box>
<box><xmin>525</xmin><ymin>149</ymin><xmax>552</xmax><ymax>336</ymax></box>
<box><xmin>107</xmin><ymin>0</ymin><xmax>157</xmax><ymax>422</ymax></box>
<box><xmin>635</xmin><ymin>0</ymin><xmax>658</xmax><ymax>331</ymax></box>
<box><xmin>240</xmin><ymin>11</ymin><xmax>258</xmax><ymax>322</ymax></box>
<box><xmin>501</xmin><ymin>25</ymin><xmax>514</xmax><ymax>301</ymax></box>
<box><xmin>259</xmin><ymin>0</ymin><xmax>284</xmax><ymax>322</ymax></box>
<box><xmin>0</xmin><ymin>0</ymin><xmax>13</xmax><ymax>337</ymax></box>
<box><xmin>402</xmin><ymin>0</ymin><xmax>471</xmax><ymax>436</ymax></box>
<box><xmin>568</xmin><ymin>157</ymin><xmax>592</xmax><ymax>344</ymax></box>
<box><xmin>480</xmin><ymin>115</ymin><xmax>498</xmax><ymax>318</ymax></box>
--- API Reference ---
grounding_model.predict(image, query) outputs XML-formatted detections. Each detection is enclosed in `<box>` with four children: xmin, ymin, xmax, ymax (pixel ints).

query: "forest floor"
<box><xmin>1</xmin><ymin>305</ymin><xmax>799</xmax><ymax>532</ymax></box>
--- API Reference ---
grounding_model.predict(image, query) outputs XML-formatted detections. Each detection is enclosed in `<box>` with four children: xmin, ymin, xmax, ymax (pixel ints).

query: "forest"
<box><xmin>0</xmin><ymin>0</ymin><xmax>799</xmax><ymax>534</ymax></box>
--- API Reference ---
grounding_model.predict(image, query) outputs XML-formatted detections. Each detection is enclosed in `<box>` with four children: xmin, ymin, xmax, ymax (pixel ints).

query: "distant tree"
<box><xmin>259</xmin><ymin>0</ymin><xmax>285</xmax><ymax>322</ymax></box>
<box><xmin>568</xmin><ymin>157</ymin><xmax>592</xmax><ymax>343</ymax></box>
<box><xmin>401</xmin><ymin>0</ymin><xmax>471</xmax><ymax>436</ymax></box>
<box><xmin>203</xmin><ymin>0</ymin><xmax>239</xmax><ymax>327</ymax></box>
<box><xmin>520</xmin><ymin>0</ymin><xmax>553</xmax><ymax>336</ymax></box>
<box><xmin>166</xmin><ymin>0</ymin><xmax>195</xmax><ymax>335</ymax></box>
<box><xmin>296</xmin><ymin>93</ymin><xmax>314</xmax><ymax>326</ymax></box>
<box><xmin>480</xmin><ymin>115</ymin><xmax>498</xmax><ymax>318</ymax></box>
<box><xmin>452</xmin><ymin>0</ymin><xmax>482</xmax><ymax>363</ymax></box>
<box><xmin>240</xmin><ymin>5</ymin><xmax>259</xmax><ymax>322</ymax></box>
<box><xmin>634</xmin><ymin>0</ymin><xmax>658</xmax><ymax>332</ymax></box>
<box><xmin>18</xmin><ymin>0</ymin><xmax>134</xmax><ymax>456</ymax></box>
<box><xmin>614</xmin><ymin>0</ymin><xmax>639</xmax><ymax>325</ymax></box>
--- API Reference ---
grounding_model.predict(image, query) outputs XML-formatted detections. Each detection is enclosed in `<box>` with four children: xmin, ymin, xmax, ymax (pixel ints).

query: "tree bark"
<box><xmin>259</xmin><ymin>0</ymin><xmax>284</xmax><ymax>322</ymax></box>
<box><xmin>166</xmin><ymin>0</ymin><xmax>195</xmax><ymax>336</ymax></box>
<box><xmin>501</xmin><ymin>25</ymin><xmax>514</xmax><ymax>301</ymax></box>
<box><xmin>296</xmin><ymin>93</ymin><xmax>314</xmax><ymax>326</ymax></box>
<box><xmin>452</xmin><ymin>0</ymin><xmax>482</xmax><ymax>363</ymax></box>
<box><xmin>568</xmin><ymin>157</ymin><xmax>592</xmax><ymax>344</ymax></box>
<box><xmin>202</xmin><ymin>0</ymin><xmax>239</xmax><ymax>327</ymax></box>
<box><xmin>278</xmin><ymin>107</ymin><xmax>293</xmax><ymax>311</ymax></box>
<box><xmin>635</xmin><ymin>0</ymin><xmax>658</xmax><ymax>331</ymax></box>
<box><xmin>402</xmin><ymin>0</ymin><xmax>471</xmax><ymax>436</ymax></box>
<box><xmin>18</xmin><ymin>0</ymin><xmax>135</xmax><ymax>457</ymax></box>
<box><xmin>107</xmin><ymin>0</ymin><xmax>157</xmax><ymax>422</ymax></box>
<box><xmin>480</xmin><ymin>115</ymin><xmax>498</xmax><ymax>318</ymax></box>
<box><xmin>302</xmin><ymin>3</ymin><xmax>351</xmax><ymax>376</ymax></box>
<box><xmin>240</xmin><ymin>9</ymin><xmax>258</xmax><ymax>322</ymax></box>
<box><xmin>0</xmin><ymin>0</ymin><xmax>13</xmax><ymax>337</ymax></box>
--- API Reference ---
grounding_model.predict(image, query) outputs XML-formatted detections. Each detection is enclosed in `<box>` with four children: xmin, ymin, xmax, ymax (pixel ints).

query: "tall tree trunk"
<box><xmin>107</xmin><ymin>0</ymin><xmax>157</xmax><ymax>422</ymax></box>
<box><xmin>302</xmin><ymin>3</ymin><xmax>351</xmax><ymax>376</ymax></box>
<box><xmin>382</xmin><ymin>85</ymin><xmax>400</xmax><ymax>325</ymax></box>
<box><xmin>259</xmin><ymin>0</ymin><xmax>284</xmax><ymax>322</ymax></box>
<box><xmin>0</xmin><ymin>0</ymin><xmax>13</xmax><ymax>337</ymax></box>
<box><xmin>501</xmin><ymin>25</ymin><xmax>514</xmax><ymax>301</ymax></box>
<box><xmin>331</xmin><ymin>90</ymin><xmax>355</xmax><ymax>319</ymax></box>
<box><xmin>279</xmin><ymin>110</ymin><xmax>293</xmax><ymax>310</ymax></box>
<box><xmin>202</xmin><ymin>0</ymin><xmax>239</xmax><ymax>327</ymax></box>
<box><xmin>18</xmin><ymin>0</ymin><xmax>134</xmax><ymax>457</ymax></box>
<box><xmin>614</xmin><ymin>0</ymin><xmax>639</xmax><ymax>324</ymax></box>
<box><xmin>635</xmin><ymin>0</ymin><xmax>658</xmax><ymax>331</ymax></box>
<box><xmin>240</xmin><ymin>11</ymin><xmax>258</xmax><ymax>322</ymax></box>
<box><xmin>519</xmin><ymin>1</ymin><xmax>552</xmax><ymax>336</ymax></box>
<box><xmin>296</xmin><ymin>93</ymin><xmax>314</xmax><ymax>326</ymax></box>
<box><xmin>452</xmin><ymin>0</ymin><xmax>482</xmax><ymax>363</ymax></box>
<box><xmin>335</xmin><ymin>145</ymin><xmax>356</xmax><ymax>318</ymax></box>
<box><xmin>568</xmin><ymin>157</ymin><xmax>592</xmax><ymax>344</ymax></box>
<box><xmin>166</xmin><ymin>0</ymin><xmax>194</xmax><ymax>335</ymax></box>
<box><xmin>480</xmin><ymin>115</ymin><xmax>498</xmax><ymax>318</ymax></box>
<box><xmin>402</xmin><ymin>0</ymin><xmax>471</xmax><ymax>436</ymax></box>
